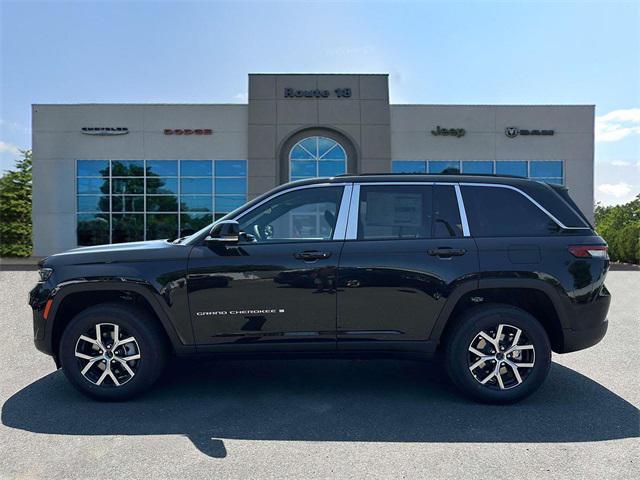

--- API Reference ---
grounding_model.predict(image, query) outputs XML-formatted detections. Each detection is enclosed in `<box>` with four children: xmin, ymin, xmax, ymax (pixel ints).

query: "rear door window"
<box><xmin>461</xmin><ymin>186</ymin><xmax>560</xmax><ymax>237</ymax></box>
<box><xmin>432</xmin><ymin>185</ymin><xmax>463</xmax><ymax>237</ymax></box>
<box><xmin>357</xmin><ymin>185</ymin><xmax>432</xmax><ymax>240</ymax></box>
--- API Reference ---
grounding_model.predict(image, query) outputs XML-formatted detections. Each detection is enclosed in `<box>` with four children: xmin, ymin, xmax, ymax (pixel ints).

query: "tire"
<box><xmin>445</xmin><ymin>304</ymin><xmax>551</xmax><ymax>404</ymax></box>
<box><xmin>59</xmin><ymin>303</ymin><xmax>168</xmax><ymax>401</ymax></box>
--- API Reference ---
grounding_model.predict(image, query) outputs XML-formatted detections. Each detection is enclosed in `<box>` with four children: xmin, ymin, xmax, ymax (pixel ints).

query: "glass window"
<box><xmin>358</xmin><ymin>185</ymin><xmax>432</xmax><ymax>240</ymax></box>
<box><xmin>77</xmin><ymin>214</ymin><xmax>110</xmax><ymax>246</ymax></box>
<box><xmin>146</xmin><ymin>196</ymin><xmax>178</xmax><ymax>212</ymax></box>
<box><xmin>146</xmin><ymin>160</ymin><xmax>178</xmax><ymax>177</ymax></box>
<box><xmin>496</xmin><ymin>161</ymin><xmax>527</xmax><ymax>177</ymax></box>
<box><xmin>112</xmin><ymin>178</ymin><xmax>144</xmax><ymax>194</ymax></box>
<box><xmin>181</xmin><ymin>195</ymin><xmax>212</xmax><ymax>212</ymax></box>
<box><xmin>146</xmin><ymin>177</ymin><xmax>178</xmax><ymax>194</ymax></box>
<box><xmin>238</xmin><ymin>187</ymin><xmax>344</xmax><ymax>242</ymax></box>
<box><xmin>392</xmin><ymin>161</ymin><xmax>427</xmax><ymax>173</ymax></box>
<box><xmin>77</xmin><ymin>178</ymin><xmax>109</xmax><ymax>195</ymax></box>
<box><xmin>429</xmin><ymin>161</ymin><xmax>461</xmax><ymax>174</ymax></box>
<box><xmin>111</xmin><ymin>160</ymin><xmax>144</xmax><ymax>176</ymax></box>
<box><xmin>433</xmin><ymin>185</ymin><xmax>463</xmax><ymax>237</ymax></box>
<box><xmin>146</xmin><ymin>214</ymin><xmax>178</xmax><ymax>240</ymax></box>
<box><xmin>77</xmin><ymin>196</ymin><xmax>109</xmax><ymax>213</ymax></box>
<box><xmin>180</xmin><ymin>213</ymin><xmax>213</xmax><ymax>236</ymax></box>
<box><xmin>215</xmin><ymin>177</ymin><xmax>246</xmax><ymax>195</ymax></box>
<box><xmin>77</xmin><ymin>160</ymin><xmax>109</xmax><ymax>177</ymax></box>
<box><xmin>215</xmin><ymin>160</ymin><xmax>247</xmax><ymax>177</ymax></box>
<box><xmin>215</xmin><ymin>195</ymin><xmax>245</xmax><ymax>214</ymax></box>
<box><xmin>112</xmin><ymin>196</ymin><xmax>145</xmax><ymax>212</ymax></box>
<box><xmin>112</xmin><ymin>214</ymin><xmax>144</xmax><ymax>243</ymax></box>
<box><xmin>180</xmin><ymin>160</ymin><xmax>212</xmax><ymax>177</ymax></box>
<box><xmin>181</xmin><ymin>178</ymin><xmax>212</xmax><ymax>194</ymax></box>
<box><xmin>76</xmin><ymin>159</ymin><xmax>246</xmax><ymax>245</ymax></box>
<box><xmin>462</xmin><ymin>161</ymin><xmax>494</xmax><ymax>174</ymax></box>
<box><xmin>461</xmin><ymin>186</ymin><xmax>560</xmax><ymax>237</ymax></box>
<box><xmin>289</xmin><ymin>136</ymin><xmax>347</xmax><ymax>180</ymax></box>
<box><xmin>530</xmin><ymin>161</ymin><xmax>563</xmax><ymax>184</ymax></box>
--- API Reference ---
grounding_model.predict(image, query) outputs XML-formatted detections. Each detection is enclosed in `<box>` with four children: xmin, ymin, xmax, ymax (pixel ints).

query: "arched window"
<box><xmin>289</xmin><ymin>136</ymin><xmax>347</xmax><ymax>181</ymax></box>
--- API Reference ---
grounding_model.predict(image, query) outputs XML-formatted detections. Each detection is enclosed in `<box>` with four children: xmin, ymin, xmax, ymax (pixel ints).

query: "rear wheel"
<box><xmin>59</xmin><ymin>303</ymin><xmax>167</xmax><ymax>401</ymax></box>
<box><xmin>445</xmin><ymin>304</ymin><xmax>551</xmax><ymax>404</ymax></box>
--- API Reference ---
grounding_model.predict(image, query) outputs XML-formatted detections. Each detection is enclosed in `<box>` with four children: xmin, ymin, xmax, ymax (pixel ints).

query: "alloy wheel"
<box><xmin>467</xmin><ymin>323</ymin><xmax>535</xmax><ymax>390</ymax></box>
<box><xmin>74</xmin><ymin>323</ymin><xmax>141</xmax><ymax>387</ymax></box>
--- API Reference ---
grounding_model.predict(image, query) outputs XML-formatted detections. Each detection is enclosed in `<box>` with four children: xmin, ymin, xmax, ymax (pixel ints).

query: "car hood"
<box><xmin>43</xmin><ymin>240</ymin><xmax>191</xmax><ymax>267</ymax></box>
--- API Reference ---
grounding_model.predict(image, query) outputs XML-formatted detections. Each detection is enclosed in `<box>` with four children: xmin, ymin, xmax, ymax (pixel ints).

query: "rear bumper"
<box><xmin>559</xmin><ymin>286</ymin><xmax>611</xmax><ymax>353</ymax></box>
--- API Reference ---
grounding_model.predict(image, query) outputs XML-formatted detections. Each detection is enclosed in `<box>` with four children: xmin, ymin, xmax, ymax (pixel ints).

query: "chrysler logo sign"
<box><xmin>505</xmin><ymin>127</ymin><xmax>554</xmax><ymax>138</ymax></box>
<box><xmin>81</xmin><ymin>127</ymin><xmax>129</xmax><ymax>136</ymax></box>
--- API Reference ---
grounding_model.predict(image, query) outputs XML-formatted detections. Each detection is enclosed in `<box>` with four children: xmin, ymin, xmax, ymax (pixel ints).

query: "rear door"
<box><xmin>336</xmin><ymin>183</ymin><xmax>479</xmax><ymax>349</ymax></box>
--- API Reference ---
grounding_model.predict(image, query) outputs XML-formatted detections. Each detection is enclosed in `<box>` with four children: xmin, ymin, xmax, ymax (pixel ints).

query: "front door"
<box><xmin>188</xmin><ymin>184</ymin><xmax>349</xmax><ymax>350</ymax></box>
<box><xmin>337</xmin><ymin>183</ymin><xmax>479</xmax><ymax>349</ymax></box>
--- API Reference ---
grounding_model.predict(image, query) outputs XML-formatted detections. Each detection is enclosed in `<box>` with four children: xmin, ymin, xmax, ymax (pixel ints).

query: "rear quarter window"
<box><xmin>461</xmin><ymin>186</ymin><xmax>561</xmax><ymax>237</ymax></box>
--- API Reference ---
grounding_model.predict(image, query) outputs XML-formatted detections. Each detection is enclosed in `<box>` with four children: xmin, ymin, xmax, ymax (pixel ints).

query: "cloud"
<box><xmin>610</xmin><ymin>160</ymin><xmax>632</xmax><ymax>166</ymax></box>
<box><xmin>232</xmin><ymin>92</ymin><xmax>248</xmax><ymax>103</ymax></box>
<box><xmin>595</xmin><ymin>108</ymin><xmax>640</xmax><ymax>142</ymax></box>
<box><xmin>597</xmin><ymin>182</ymin><xmax>633</xmax><ymax>198</ymax></box>
<box><xmin>0</xmin><ymin>140</ymin><xmax>21</xmax><ymax>156</ymax></box>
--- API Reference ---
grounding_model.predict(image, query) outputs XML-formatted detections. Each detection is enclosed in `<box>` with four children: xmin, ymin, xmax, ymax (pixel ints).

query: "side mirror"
<box><xmin>206</xmin><ymin>220</ymin><xmax>240</xmax><ymax>244</ymax></box>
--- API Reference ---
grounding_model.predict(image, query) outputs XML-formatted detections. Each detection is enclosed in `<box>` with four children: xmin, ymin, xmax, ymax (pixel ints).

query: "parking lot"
<box><xmin>0</xmin><ymin>269</ymin><xmax>638</xmax><ymax>479</ymax></box>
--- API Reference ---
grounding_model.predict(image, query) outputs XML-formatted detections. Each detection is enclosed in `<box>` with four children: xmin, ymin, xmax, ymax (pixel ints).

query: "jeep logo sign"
<box><xmin>431</xmin><ymin>126</ymin><xmax>466</xmax><ymax>138</ymax></box>
<box><xmin>505</xmin><ymin>127</ymin><xmax>554</xmax><ymax>138</ymax></box>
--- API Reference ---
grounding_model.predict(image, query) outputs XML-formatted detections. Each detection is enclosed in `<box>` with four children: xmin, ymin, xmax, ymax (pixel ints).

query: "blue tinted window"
<box><xmin>392</xmin><ymin>161</ymin><xmax>427</xmax><ymax>173</ymax></box>
<box><xmin>77</xmin><ymin>178</ymin><xmax>108</xmax><ymax>194</ymax></box>
<box><xmin>111</xmin><ymin>160</ymin><xmax>144</xmax><ymax>176</ymax></box>
<box><xmin>530</xmin><ymin>161</ymin><xmax>562</xmax><ymax>178</ymax></box>
<box><xmin>77</xmin><ymin>160</ymin><xmax>109</xmax><ymax>177</ymax></box>
<box><xmin>319</xmin><ymin>160</ymin><xmax>346</xmax><ymax>176</ymax></box>
<box><xmin>215</xmin><ymin>177</ymin><xmax>246</xmax><ymax>195</ymax></box>
<box><xmin>181</xmin><ymin>178</ymin><xmax>212</xmax><ymax>194</ymax></box>
<box><xmin>180</xmin><ymin>195</ymin><xmax>212</xmax><ymax>212</ymax></box>
<box><xmin>289</xmin><ymin>136</ymin><xmax>346</xmax><ymax>180</ymax></box>
<box><xmin>291</xmin><ymin>160</ymin><xmax>317</xmax><ymax>177</ymax></box>
<box><xmin>429</xmin><ymin>161</ymin><xmax>461</xmax><ymax>174</ymax></box>
<box><xmin>215</xmin><ymin>160</ymin><xmax>247</xmax><ymax>177</ymax></box>
<box><xmin>462</xmin><ymin>161</ymin><xmax>494</xmax><ymax>174</ymax></box>
<box><xmin>180</xmin><ymin>160</ymin><xmax>212</xmax><ymax>177</ymax></box>
<box><xmin>536</xmin><ymin>177</ymin><xmax>564</xmax><ymax>185</ymax></box>
<box><xmin>496</xmin><ymin>161</ymin><xmax>527</xmax><ymax>177</ymax></box>
<box><xmin>215</xmin><ymin>195</ymin><xmax>245</xmax><ymax>213</ymax></box>
<box><xmin>77</xmin><ymin>196</ymin><xmax>108</xmax><ymax>212</ymax></box>
<box><xmin>146</xmin><ymin>160</ymin><xmax>178</xmax><ymax>177</ymax></box>
<box><xmin>147</xmin><ymin>178</ymin><xmax>178</xmax><ymax>194</ymax></box>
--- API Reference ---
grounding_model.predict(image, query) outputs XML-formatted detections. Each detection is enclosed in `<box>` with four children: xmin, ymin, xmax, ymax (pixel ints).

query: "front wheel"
<box><xmin>445</xmin><ymin>304</ymin><xmax>551</xmax><ymax>404</ymax></box>
<box><xmin>59</xmin><ymin>303</ymin><xmax>167</xmax><ymax>401</ymax></box>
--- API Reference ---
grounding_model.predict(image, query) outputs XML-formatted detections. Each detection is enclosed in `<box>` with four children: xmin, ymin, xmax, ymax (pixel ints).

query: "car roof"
<box><xmin>290</xmin><ymin>173</ymin><xmax>537</xmax><ymax>187</ymax></box>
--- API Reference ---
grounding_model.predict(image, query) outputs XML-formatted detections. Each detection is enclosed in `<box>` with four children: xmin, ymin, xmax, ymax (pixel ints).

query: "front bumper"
<box><xmin>29</xmin><ymin>282</ymin><xmax>55</xmax><ymax>357</ymax></box>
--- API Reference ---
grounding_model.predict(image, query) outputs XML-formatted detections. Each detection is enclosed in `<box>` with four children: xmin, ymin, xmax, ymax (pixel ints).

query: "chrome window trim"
<box><xmin>231</xmin><ymin>182</ymin><xmax>351</xmax><ymax>241</ymax></box>
<box><xmin>459</xmin><ymin>182</ymin><xmax>588</xmax><ymax>229</ymax></box>
<box><xmin>344</xmin><ymin>181</ymin><xmax>470</xmax><ymax>240</ymax></box>
<box><xmin>454</xmin><ymin>184</ymin><xmax>471</xmax><ymax>236</ymax></box>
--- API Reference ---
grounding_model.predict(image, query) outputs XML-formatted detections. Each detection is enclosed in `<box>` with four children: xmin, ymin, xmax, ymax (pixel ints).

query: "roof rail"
<box><xmin>335</xmin><ymin>172</ymin><xmax>528</xmax><ymax>179</ymax></box>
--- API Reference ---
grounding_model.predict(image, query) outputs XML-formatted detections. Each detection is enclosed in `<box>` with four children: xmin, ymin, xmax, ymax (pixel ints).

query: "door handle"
<box><xmin>293</xmin><ymin>251</ymin><xmax>332</xmax><ymax>261</ymax></box>
<box><xmin>427</xmin><ymin>247</ymin><xmax>467</xmax><ymax>257</ymax></box>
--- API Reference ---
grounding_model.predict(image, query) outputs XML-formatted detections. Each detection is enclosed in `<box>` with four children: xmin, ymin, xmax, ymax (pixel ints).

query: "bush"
<box><xmin>0</xmin><ymin>150</ymin><xmax>32</xmax><ymax>257</ymax></box>
<box><xmin>595</xmin><ymin>194</ymin><xmax>640</xmax><ymax>264</ymax></box>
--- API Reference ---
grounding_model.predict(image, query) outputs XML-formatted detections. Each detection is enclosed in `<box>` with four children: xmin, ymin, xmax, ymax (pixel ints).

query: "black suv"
<box><xmin>29</xmin><ymin>174</ymin><xmax>611</xmax><ymax>403</ymax></box>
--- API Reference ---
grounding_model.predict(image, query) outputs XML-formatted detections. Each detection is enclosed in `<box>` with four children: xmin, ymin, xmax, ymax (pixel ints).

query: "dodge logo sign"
<box><xmin>505</xmin><ymin>127</ymin><xmax>554</xmax><ymax>138</ymax></box>
<box><xmin>164</xmin><ymin>129</ymin><xmax>213</xmax><ymax>135</ymax></box>
<box><xmin>81</xmin><ymin>127</ymin><xmax>129</xmax><ymax>136</ymax></box>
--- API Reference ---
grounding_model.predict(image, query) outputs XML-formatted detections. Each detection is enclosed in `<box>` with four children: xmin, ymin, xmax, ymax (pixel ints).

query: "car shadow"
<box><xmin>2</xmin><ymin>359</ymin><xmax>638</xmax><ymax>458</ymax></box>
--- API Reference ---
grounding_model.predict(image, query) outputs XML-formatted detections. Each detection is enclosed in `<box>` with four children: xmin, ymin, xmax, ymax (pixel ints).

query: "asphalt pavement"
<box><xmin>0</xmin><ymin>269</ymin><xmax>638</xmax><ymax>479</ymax></box>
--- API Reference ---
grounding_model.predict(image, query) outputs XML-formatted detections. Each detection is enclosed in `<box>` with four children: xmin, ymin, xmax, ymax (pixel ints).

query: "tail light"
<box><xmin>568</xmin><ymin>245</ymin><xmax>608</xmax><ymax>258</ymax></box>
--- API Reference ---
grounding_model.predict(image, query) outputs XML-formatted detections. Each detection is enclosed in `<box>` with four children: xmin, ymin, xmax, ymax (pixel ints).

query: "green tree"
<box><xmin>0</xmin><ymin>149</ymin><xmax>32</xmax><ymax>257</ymax></box>
<box><xmin>595</xmin><ymin>194</ymin><xmax>640</xmax><ymax>264</ymax></box>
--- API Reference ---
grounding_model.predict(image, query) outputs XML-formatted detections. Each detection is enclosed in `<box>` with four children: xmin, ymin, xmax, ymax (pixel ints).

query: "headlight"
<box><xmin>38</xmin><ymin>268</ymin><xmax>53</xmax><ymax>282</ymax></box>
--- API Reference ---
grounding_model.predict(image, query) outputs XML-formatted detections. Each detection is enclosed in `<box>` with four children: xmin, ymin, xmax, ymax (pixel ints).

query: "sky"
<box><xmin>1</xmin><ymin>0</ymin><xmax>638</xmax><ymax>205</ymax></box>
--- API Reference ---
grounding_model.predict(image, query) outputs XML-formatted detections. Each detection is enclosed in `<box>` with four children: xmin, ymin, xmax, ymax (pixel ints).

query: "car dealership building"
<box><xmin>32</xmin><ymin>73</ymin><xmax>595</xmax><ymax>256</ymax></box>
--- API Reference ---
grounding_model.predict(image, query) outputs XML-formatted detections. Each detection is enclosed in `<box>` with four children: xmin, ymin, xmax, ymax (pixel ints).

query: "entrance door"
<box><xmin>188</xmin><ymin>184</ymin><xmax>350</xmax><ymax>350</ymax></box>
<box><xmin>337</xmin><ymin>183</ymin><xmax>479</xmax><ymax>349</ymax></box>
